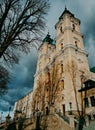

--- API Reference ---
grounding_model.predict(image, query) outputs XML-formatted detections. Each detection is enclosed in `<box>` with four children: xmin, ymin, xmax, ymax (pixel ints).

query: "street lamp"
<box><xmin>69</xmin><ymin>102</ymin><xmax>72</xmax><ymax>115</ymax></box>
<box><xmin>9</xmin><ymin>107</ymin><xmax>11</xmax><ymax>116</ymax></box>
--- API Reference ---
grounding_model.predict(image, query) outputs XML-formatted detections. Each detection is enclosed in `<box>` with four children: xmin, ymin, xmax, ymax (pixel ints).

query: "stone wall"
<box><xmin>22</xmin><ymin>114</ymin><xmax>75</xmax><ymax>130</ymax></box>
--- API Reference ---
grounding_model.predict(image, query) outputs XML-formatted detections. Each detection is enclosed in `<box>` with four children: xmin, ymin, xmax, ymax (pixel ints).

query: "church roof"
<box><xmin>59</xmin><ymin>7</ymin><xmax>74</xmax><ymax>19</ymax></box>
<box><xmin>90</xmin><ymin>67</ymin><xmax>95</xmax><ymax>73</ymax></box>
<box><xmin>42</xmin><ymin>33</ymin><xmax>54</xmax><ymax>44</ymax></box>
<box><xmin>55</xmin><ymin>7</ymin><xmax>81</xmax><ymax>29</ymax></box>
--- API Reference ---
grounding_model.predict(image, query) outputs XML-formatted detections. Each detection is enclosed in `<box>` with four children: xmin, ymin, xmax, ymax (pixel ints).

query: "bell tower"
<box><xmin>55</xmin><ymin>7</ymin><xmax>83</xmax><ymax>49</ymax></box>
<box><xmin>54</xmin><ymin>7</ymin><xmax>90</xmax><ymax>114</ymax></box>
<box><xmin>55</xmin><ymin>7</ymin><xmax>89</xmax><ymax>72</ymax></box>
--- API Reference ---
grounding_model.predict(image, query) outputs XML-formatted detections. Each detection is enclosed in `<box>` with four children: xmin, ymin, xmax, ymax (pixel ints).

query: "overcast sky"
<box><xmin>0</xmin><ymin>0</ymin><xmax>95</xmax><ymax>120</ymax></box>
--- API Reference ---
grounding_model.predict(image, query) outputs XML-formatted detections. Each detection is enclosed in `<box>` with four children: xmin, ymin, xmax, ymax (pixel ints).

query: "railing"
<box><xmin>0</xmin><ymin>123</ymin><xmax>5</xmax><ymax>129</ymax></box>
<box><xmin>55</xmin><ymin>110</ymin><xmax>70</xmax><ymax>124</ymax></box>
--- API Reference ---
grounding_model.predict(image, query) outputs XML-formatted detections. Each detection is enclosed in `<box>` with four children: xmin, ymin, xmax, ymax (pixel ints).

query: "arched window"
<box><xmin>61</xmin><ymin>43</ymin><xmax>63</xmax><ymax>49</ymax></box>
<box><xmin>46</xmin><ymin>71</ymin><xmax>50</xmax><ymax>84</ymax></box>
<box><xmin>46</xmin><ymin>86</ymin><xmax>49</xmax><ymax>92</ymax></box>
<box><xmin>75</xmin><ymin>41</ymin><xmax>78</xmax><ymax>48</ymax></box>
<box><xmin>49</xmin><ymin>57</ymin><xmax>51</xmax><ymax>61</ymax></box>
<box><xmin>61</xmin><ymin>79</ymin><xmax>64</xmax><ymax>89</ymax></box>
<box><xmin>47</xmin><ymin>72</ymin><xmax>50</xmax><ymax>81</ymax></box>
<box><xmin>61</xmin><ymin>64</ymin><xmax>63</xmax><ymax>73</ymax></box>
<box><xmin>60</xmin><ymin>26</ymin><xmax>63</xmax><ymax>33</ymax></box>
<box><xmin>72</xmin><ymin>24</ymin><xmax>75</xmax><ymax>30</ymax></box>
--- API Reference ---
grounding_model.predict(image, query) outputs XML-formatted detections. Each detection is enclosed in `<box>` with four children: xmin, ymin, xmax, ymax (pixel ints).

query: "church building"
<box><xmin>13</xmin><ymin>7</ymin><xmax>95</xmax><ymax>129</ymax></box>
<box><xmin>32</xmin><ymin>7</ymin><xmax>95</xmax><ymax>118</ymax></box>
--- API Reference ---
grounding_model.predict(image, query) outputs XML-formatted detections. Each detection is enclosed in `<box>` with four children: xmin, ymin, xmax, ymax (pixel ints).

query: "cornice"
<box><xmin>56</xmin><ymin>26</ymin><xmax>83</xmax><ymax>40</ymax></box>
<box><xmin>34</xmin><ymin>44</ymin><xmax>88</xmax><ymax>77</ymax></box>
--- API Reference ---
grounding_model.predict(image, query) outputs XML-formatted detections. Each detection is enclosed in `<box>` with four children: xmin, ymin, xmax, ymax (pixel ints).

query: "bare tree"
<box><xmin>32</xmin><ymin>61</ymin><xmax>63</xmax><ymax>113</ymax></box>
<box><xmin>0</xmin><ymin>65</ymin><xmax>9</xmax><ymax>96</ymax></box>
<box><xmin>49</xmin><ymin>63</ymin><xmax>62</xmax><ymax>106</ymax></box>
<box><xmin>31</xmin><ymin>62</ymin><xmax>63</xmax><ymax>130</ymax></box>
<box><xmin>66</xmin><ymin>60</ymin><xmax>86</xmax><ymax>130</ymax></box>
<box><xmin>32</xmin><ymin>75</ymin><xmax>46</xmax><ymax>113</ymax></box>
<box><xmin>39</xmin><ymin>61</ymin><xmax>63</xmax><ymax>110</ymax></box>
<box><xmin>0</xmin><ymin>0</ymin><xmax>50</xmax><ymax>64</ymax></box>
<box><xmin>67</xmin><ymin>60</ymin><xmax>80</xmax><ymax>115</ymax></box>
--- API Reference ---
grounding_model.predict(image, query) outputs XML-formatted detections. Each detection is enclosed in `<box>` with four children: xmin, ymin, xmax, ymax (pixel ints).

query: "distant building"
<box><xmin>14</xmin><ymin>91</ymin><xmax>33</xmax><ymax>119</ymax></box>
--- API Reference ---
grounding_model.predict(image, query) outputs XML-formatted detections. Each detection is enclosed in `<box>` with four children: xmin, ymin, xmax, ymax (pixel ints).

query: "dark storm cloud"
<box><xmin>48</xmin><ymin>0</ymin><xmax>95</xmax><ymax>67</ymax></box>
<box><xmin>11</xmin><ymin>48</ymin><xmax>37</xmax><ymax>89</ymax></box>
<box><xmin>0</xmin><ymin>48</ymin><xmax>37</xmax><ymax>112</ymax></box>
<box><xmin>0</xmin><ymin>100</ymin><xmax>10</xmax><ymax>112</ymax></box>
<box><xmin>70</xmin><ymin>0</ymin><xmax>95</xmax><ymax>40</ymax></box>
<box><xmin>1</xmin><ymin>0</ymin><xmax>95</xmax><ymax>117</ymax></box>
<box><xmin>74</xmin><ymin>0</ymin><xmax>95</xmax><ymax>67</ymax></box>
<box><xmin>62</xmin><ymin>0</ymin><xmax>95</xmax><ymax>67</ymax></box>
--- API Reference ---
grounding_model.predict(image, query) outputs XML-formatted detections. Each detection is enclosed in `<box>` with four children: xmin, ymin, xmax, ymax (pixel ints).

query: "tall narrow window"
<box><xmin>62</xmin><ymin>104</ymin><xmax>65</xmax><ymax>116</ymax></box>
<box><xmin>60</xmin><ymin>26</ymin><xmax>63</xmax><ymax>33</ymax></box>
<box><xmin>46</xmin><ymin>86</ymin><xmax>49</xmax><ymax>91</ymax></box>
<box><xmin>75</xmin><ymin>41</ymin><xmax>78</xmax><ymax>48</ymax></box>
<box><xmin>90</xmin><ymin>96</ymin><xmax>95</xmax><ymax>106</ymax></box>
<box><xmin>61</xmin><ymin>79</ymin><xmax>64</xmax><ymax>89</ymax></box>
<box><xmin>49</xmin><ymin>57</ymin><xmax>51</xmax><ymax>62</ymax></box>
<box><xmin>47</xmin><ymin>72</ymin><xmax>50</xmax><ymax>82</ymax></box>
<box><xmin>61</xmin><ymin>64</ymin><xmax>63</xmax><ymax>73</ymax></box>
<box><xmin>61</xmin><ymin>43</ymin><xmax>63</xmax><ymax>49</ymax></box>
<box><xmin>72</xmin><ymin>24</ymin><xmax>75</xmax><ymax>30</ymax></box>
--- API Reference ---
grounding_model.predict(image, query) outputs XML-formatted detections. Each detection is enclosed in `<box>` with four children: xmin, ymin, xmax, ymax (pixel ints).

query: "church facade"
<box><xmin>14</xmin><ymin>8</ymin><xmax>95</xmax><ymax>127</ymax></box>
<box><xmin>32</xmin><ymin>7</ymin><xmax>95</xmax><ymax>117</ymax></box>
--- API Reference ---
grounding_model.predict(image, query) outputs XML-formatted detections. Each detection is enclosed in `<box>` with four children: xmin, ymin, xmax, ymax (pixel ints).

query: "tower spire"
<box><xmin>48</xmin><ymin>30</ymin><xmax>49</xmax><ymax>35</ymax></box>
<box><xmin>65</xmin><ymin>5</ymin><xmax>67</xmax><ymax>10</ymax></box>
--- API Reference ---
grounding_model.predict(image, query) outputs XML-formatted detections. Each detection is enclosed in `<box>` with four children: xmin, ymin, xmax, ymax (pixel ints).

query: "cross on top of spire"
<box><xmin>65</xmin><ymin>5</ymin><xmax>67</xmax><ymax>10</ymax></box>
<box><xmin>59</xmin><ymin>6</ymin><xmax>74</xmax><ymax>19</ymax></box>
